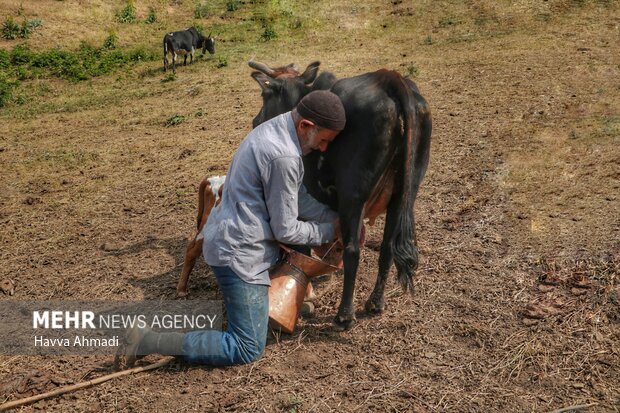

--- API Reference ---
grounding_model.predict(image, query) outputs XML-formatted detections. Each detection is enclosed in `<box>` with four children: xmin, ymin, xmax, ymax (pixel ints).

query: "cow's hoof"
<box><xmin>333</xmin><ymin>314</ymin><xmax>356</xmax><ymax>331</ymax></box>
<box><xmin>300</xmin><ymin>302</ymin><xmax>315</xmax><ymax>318</ymax></box>
<box><xmin>364</xmin><ymin>297</ymin><xmax>385</xmax><ymax>315</ymax></box>
<box><xmin>175</xmin><ymin>291</ymin><xmax>189</xmax><ymax>299</ymax></box>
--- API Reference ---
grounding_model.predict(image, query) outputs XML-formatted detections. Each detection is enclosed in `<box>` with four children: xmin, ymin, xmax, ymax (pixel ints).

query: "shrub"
<box><xmin>145</xmin><ymin>7</ymin><xmax>157</xmax><ymax>24</ymax></box>
<box><xmin>103</xmin><ymin>32</ymin><xmax>118</xmax><ymax>49</ymax></box>
<box><xmin>216</xmin><ymin>56</ymin><xmax>228</xmax><ymax>68</ymax></box>
<box><xmin>20</xmin><ymin>19</ymin><xmax>42</xmax><ymax>38</ymax></box>
<box><xmin>194</xmin><ymin>2</ymin><xmax>210</xmax><ymax>18</ymax></box>
<box><xmin>117</xmin><ymin>1</ymin><xmax>137</xmax><ymax>23</ymax></box>
<box><xmin>98</xmin><ymin>50</ymin><xmax>129</xmax><ymax>74</ymax></box>
<box><xmin>260</xmin><ymin>23</ymin><xmax>277</xmax><ymax>41</ymax></box>
<box><xmin>2</xmin><ymin>17</ymin><xmax>42</xmax><ymax>39</ymax></box>
<box><xmin>2</xmin><ymin>17</ymin><xmax>20</xmax><ymax>40</ymax></box>
<box><xmin>10</xmin><ymin>44</ymin><xmax>33</xmax><ymax>65</ymax></box>
<box><xmin>0</xmin><ymin>49</ymin><xmax>9</xmax><ymax>69</ymax></box>
<box><xmin>15</xmin><ymin>66</ymin><xmax>28</xmax><ymax>80</ymax></box>
<box><xmin>3</xmin><ymin>42</ymin><xmax>158</xmax><ymax>84</ymax></box>
<box><xmin>0</xmin><ymin>74</ymin><xmax>18</xmax><ymax>107</ymax></box>
<box><xmin>165</xmin><ymin>114</ymin><xmax>185</xmax><ymax>127</ymax></box>
<box><xmin>226</xmin><ymin>0</ymin><xmax>240</xmax><ymax>12</ymax></box>
<box><xmin>129</xmin><ymin>47</ymin><xmax>156</xmax><ymax>62</ymax></box>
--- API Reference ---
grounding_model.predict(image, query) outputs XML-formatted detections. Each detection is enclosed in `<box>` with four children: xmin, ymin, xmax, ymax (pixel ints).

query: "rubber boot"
<box><xmin>115</xmin><ymin>327</ymin><xmax>185</xmax><ymax>369</ymax></box>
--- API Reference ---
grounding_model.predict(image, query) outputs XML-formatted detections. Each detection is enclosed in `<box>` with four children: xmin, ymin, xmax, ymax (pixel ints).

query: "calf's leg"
<box><xmin>176</xmin><ymin>177</ymin><xmax>217</xmax><ymax>297</ymax></box>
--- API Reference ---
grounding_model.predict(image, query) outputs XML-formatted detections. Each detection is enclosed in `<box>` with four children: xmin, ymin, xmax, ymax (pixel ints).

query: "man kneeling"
<box><xmin>115</xmin><ymin>90</ymin><xmax>346</xmax><ymax>368</ymax></box>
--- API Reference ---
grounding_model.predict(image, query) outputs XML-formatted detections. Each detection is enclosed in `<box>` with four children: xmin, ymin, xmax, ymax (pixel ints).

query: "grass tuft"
<box><xmin>116</xmin><ymin>1</ymin><xmax>137</xmax><ymax>23</ymax></box>
<box><xmin>145</xmin><ymin>7</ymin><xmax>157</xmax><ymax>24</ymax></box>
<box><xmin>165</xmin><ymin>114</ymin><xmax>186</xmax><ymax>126</ymax></box>
<box><xmin>226</xmin><ymin>0</ymin><xmax>241</xmax><ymax>12</ymax></box>
<box><xmin>194</xmin><ymin>1</ymin><xmax>210</xmax><ymax>19</ymax></box>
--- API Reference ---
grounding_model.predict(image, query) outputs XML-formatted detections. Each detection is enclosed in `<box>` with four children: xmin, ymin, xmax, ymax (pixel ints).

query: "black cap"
<box><xmin>296</xmin><ymin>90</ymin><xmax>346</xmax><ymax>131</ymax></box>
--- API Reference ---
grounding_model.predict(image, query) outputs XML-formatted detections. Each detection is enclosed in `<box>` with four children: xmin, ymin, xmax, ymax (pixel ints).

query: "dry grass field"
<box><xmin>1</xmin><ymin>0</ymin><xmax>619</xmax><ymax>411</ymax></box>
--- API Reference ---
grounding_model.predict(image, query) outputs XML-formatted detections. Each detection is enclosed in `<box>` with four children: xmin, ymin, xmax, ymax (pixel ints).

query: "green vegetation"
<box><xmin>161</xmin><ymin>73</ymin><xmax>177</xmax><ymax>83</ymax></box>
<box><xmin>0</xmin><ymin>73</ymin><xmax>18</xmax><ymax>107</ymax></box>
<box><xmin>165</xmin><ymin>114</ymin><xmax>186</xmax><ymax>126</ymax></box>
<box><xmin>216</xmin><ymin>55</ymin><xmax>228</xmax><ymax>68</ymax></box>
<box><xmin>116</xmin><ymin>1</ymin><xmax>137</xmax><ymax>23</ymax></box>
<box><xmin>194</xmin><ymin>1</ymin><xmax>211</xmax><ymax>18</ymax></box>
<box><xmin>0</xmin><ymin>42</ymin><xmax>158</xmax><ymax>106</ymax></box>
<box><xmin>145</xmin><ymin>7</ymin><xmax>157</xmax><ymax>24</ymax></box>
<box><xmin>8</xmin><ymin>43</ymin><xmax>157</xmax><ymax>81</ymax></box>
<box><xmin>2</xmin><ymin>17</ymin><xmax>42</xmax><ymax>40</ymax></box>
<box><xmin>404</xmin><ymin>63</ymin><xmax>419</xmax><ymax>78</ymax></box>
<box><xmin>226</xmin><ymin>0</ymin><xmax>241</xmax><ymax>12</ymax></box>
<box><xmin>260</xmin><ymin>23</ymin><xmax>278</xmax><ymax>41</ymax></box>
<box><xmin>103</xmin><ymin>32</ymin><xmax>118</xmax><ymax>49</ymax></box>
<box><xmin>0</xmin><ymin>0</ymin><xmax>319</xmax><ymax>110</ymax></box>
<box><xmin>1</xmin><ymin>17</ymin><xmax>20</xmax><ymax>39</ymax></box>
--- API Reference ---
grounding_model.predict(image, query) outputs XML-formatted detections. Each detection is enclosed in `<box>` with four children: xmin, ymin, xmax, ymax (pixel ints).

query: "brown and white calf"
<box><xmin>175</xmin><ymin>174</ymin><xmax>330</xmax><ymax>302</ymax></box>
<box><xmin>176</xmin><ymin>175</ymin><xmax>224</xmax><ymax>298</ymax></box>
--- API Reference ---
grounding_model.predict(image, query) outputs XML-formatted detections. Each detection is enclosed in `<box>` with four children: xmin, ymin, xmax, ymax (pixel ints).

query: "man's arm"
<box><xmin>298</xmin><ymin>184</ymin><xmax>338</xmax><ymax>223</ymax></box>
<box><xmin>262</xmin><ymin>157</ymin><xmax>335</xmax><ymax>246</ymax></box>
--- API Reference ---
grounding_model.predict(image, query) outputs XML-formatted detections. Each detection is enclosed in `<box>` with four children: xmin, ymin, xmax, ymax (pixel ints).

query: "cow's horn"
<box><xmin>248</xmin><ymin>59</ymin><xmax>275</xmax><ymax>76</ymax></box>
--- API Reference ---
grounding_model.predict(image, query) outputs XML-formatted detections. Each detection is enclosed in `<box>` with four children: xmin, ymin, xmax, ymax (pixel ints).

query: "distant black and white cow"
<box><xmin>163</xmin><ymin>27</ymin><xmax>215</xmax><ymax>73</ymax></box>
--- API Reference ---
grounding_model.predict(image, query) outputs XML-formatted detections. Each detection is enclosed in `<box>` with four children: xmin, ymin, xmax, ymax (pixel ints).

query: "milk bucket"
<box><xmin>268</xmin><ymin>245</ymin><xmax>341</xmax><ymax>333</ymax></box>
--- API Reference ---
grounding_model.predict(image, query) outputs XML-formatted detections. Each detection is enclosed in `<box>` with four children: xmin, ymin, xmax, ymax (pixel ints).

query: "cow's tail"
<box><xmin>386</xmin><ymin>71</ymin><xmax>431</xmax><ymax>294</ymax></box>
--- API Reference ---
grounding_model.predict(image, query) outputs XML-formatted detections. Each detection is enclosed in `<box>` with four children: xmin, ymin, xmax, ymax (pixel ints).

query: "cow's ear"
<box><xmin>285</xmin><ymin>62</ymin><xmax>299</xmax><ymax>72</ymax></box>
<box><xmin>300</xmin><ymin>61</ymin><xmax>320</xmax><ymax>85</ymax></box>
<box><xmin>251</xmin><ymin>72</ymin><xmax>281</xmax><ymax>92</ymax></box>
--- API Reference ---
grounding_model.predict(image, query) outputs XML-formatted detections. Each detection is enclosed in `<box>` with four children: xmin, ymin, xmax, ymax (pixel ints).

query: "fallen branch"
<box><xmin>0</xmin><ymin>357</ymin><xmax>173</xmax><ymax>412</ymax></box>
<box><xmin>548</xmin><ymin>403</ymin><xmax>598</xmax><ymax>413</ymax></box>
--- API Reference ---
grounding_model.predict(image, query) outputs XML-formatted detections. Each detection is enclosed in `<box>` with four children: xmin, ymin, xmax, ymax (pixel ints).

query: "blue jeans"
<box><xmin>183</xmin><ymin>266</ymin><xmax>269</xmax><ymax>366</ymax></box>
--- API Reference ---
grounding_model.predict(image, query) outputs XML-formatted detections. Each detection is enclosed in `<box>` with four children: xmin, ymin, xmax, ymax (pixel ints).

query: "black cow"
<box><xmin>163</xmin><ymin>27</ymin><xmax>215</xmax><ymax>73</ymax></box>
<box><xmin>250</xmin><ymin>61</ymin><xmax>432</xmax><ymax>330</ymax></box>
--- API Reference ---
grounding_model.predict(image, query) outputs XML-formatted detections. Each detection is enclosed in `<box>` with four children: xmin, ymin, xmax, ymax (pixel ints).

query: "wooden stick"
<box><xmin>0</xmin><ymin>358</ymin><xmax>173</xmax><ymax>412</ymax></box>
<box><xmin>548</xmin><ymin>403</ymin><xmax>597</xmax><ymax>413</ymax></box>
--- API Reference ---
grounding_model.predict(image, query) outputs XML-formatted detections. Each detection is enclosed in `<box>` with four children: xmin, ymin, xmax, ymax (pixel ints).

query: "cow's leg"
<box><xmin>365</xmin><ymin>196</ymin><xmax>401</xmax><ymax>314</ymax></box>
<box><xmin>190</xmin><ymin>49</ymin><xmax>194</xmax><ymax>65</ymax></box>
<box><xmin>172</xmin><ymin>52</ymin><xmax>177</xmax><ymax>74</ymax></box>
<box><xmin>334</xmin><ymin>204</ymin><xmax>364</xmax><ymax>330</ymax></box>
<box><xmin>183</xmin><ymin>55</ymin><xmax>188</xmax><ymax>66</ymax></box>
<box><xmin>164</xmin><ymin>52</ymin><xmax>168</xmax><ymax>72</ymax></box>
<box><xmin>176</xmin><ymin>177</ymin><xmax>217</xmax><ymax>298</ymax></box>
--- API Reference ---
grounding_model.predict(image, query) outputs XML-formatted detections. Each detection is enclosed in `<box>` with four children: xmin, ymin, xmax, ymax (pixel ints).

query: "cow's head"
<box><xmin>203</xmin><ymin>33</ymin><xmax>216</xmax><ymax>54</ymax></box>
<box><xmin>250</xmin><ymin>61</ymin><xmax>321</xmax><ymax>128</ymax></box>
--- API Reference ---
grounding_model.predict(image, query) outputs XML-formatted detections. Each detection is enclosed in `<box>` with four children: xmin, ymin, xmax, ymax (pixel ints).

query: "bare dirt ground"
<box><xmin>1</xmin><ymin>0</ymin><xmax>619</xmax><ymax>412</ymax></box>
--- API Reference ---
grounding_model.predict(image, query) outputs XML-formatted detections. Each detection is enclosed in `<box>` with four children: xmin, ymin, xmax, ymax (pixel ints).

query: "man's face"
<box><xmin>299</xmin><ymin>121</ymin><xmax>339</xmax><ymax>155</ymax></box>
